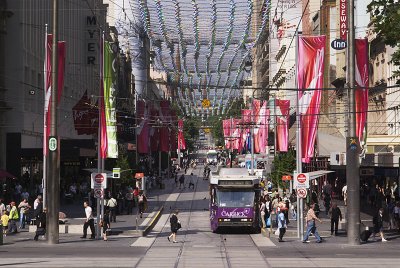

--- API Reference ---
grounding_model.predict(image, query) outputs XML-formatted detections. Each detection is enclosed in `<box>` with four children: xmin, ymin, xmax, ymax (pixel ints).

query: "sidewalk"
<box><xmin>264</xmin><ymin>199</ymin><xmax>400</xmax><ymax>243</ymax></box>
<box><xmin>2</xmin><ymin>169</ymin><xmax>191</xmax><ymax>245</ymax></box>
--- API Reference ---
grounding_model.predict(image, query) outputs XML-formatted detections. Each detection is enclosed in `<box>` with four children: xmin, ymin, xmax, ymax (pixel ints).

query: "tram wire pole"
<box><xmin>47</xmin><ymin>0</ymin><xmax>60</xmax><ymax>245</ymax></box>
<box><xmin>346</xmin><ymin>0</ymin><xmax>361</xmax><ymax>245</ymax></box>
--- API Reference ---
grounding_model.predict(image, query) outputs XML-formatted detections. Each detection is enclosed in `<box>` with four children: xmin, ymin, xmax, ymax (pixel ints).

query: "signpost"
<box><xmin>113</xmin><ymin>168</ymin><xmax>121</xmax><ymax>179</ymax></box>
<box><xmin>294</xmin><ymin>172</ymin><xmax>310</xmax><ymax>189</ymax></box>
<box><xmin>297</xmin><ymin>188</ymin><xmax>307</xmax><ymax>199</ymax></box>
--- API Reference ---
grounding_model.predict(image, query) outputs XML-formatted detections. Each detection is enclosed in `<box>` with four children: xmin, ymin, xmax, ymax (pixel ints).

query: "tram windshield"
<box><xmin>216</xmin><ymin>189</ymin><xmax>254</xmax><ymax>208</ymax></box>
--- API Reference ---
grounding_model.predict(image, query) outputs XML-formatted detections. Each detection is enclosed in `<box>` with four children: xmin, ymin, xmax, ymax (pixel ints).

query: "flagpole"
<box><xmin>295</xmin><ymin>32</ymin><xmax>303</xmax><ymax>240</ymax></box>
<box><xmin>43</xmin><ymin>24</ymin><xmax>48</xmax><ymax>209</ymax></box>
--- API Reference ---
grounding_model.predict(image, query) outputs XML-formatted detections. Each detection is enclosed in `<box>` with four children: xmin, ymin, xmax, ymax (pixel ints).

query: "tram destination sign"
<box><xmin>218</xmin><ymin>180</ymin><xmax>253</xmax><ymax>186</ymax></box>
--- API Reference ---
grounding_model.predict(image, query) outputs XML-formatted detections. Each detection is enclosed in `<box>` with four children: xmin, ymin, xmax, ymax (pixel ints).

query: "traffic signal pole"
<box><xmin>346</xmin><ymin>0</ymin><xmax>361</xmax><ymax>245</ymax></box>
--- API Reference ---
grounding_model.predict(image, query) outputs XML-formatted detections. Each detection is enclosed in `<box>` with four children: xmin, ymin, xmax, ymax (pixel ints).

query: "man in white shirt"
<box><xmin>81</xmin><ymin>201</ymin><xmax>95</xmax><ymax>239</ymax></box>
<box><xmin>107</xmin><ymin>196</ymin><xmax>117</xmax><ymax>222</ymax></box>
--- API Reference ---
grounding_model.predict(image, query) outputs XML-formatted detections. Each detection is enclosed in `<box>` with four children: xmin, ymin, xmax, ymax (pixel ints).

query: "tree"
<box><xmin>368</xmin><ymin>1</ymin><xmax>400</xmax><ymax>77</ymax></box>
<box><xmin>115</xmin><ymin>151</ymin><xmax>131</xmax><ymax>185</ymax></box>
<box><xmin>270</xmin><ymin>150</ymin><xmax>296</xmax><ymax>189</ymax></box>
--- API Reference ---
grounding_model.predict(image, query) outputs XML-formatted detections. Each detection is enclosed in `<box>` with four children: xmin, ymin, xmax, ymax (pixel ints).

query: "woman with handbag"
<box><xmin>168</xmin><ymin>210</ymin><xmax>180</xmax><ymax>243</ymax></box>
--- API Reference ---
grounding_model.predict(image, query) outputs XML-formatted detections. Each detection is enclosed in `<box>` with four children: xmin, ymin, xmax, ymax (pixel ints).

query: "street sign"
<box><xmin>281</xmin><ymin>175</ymin><xmax>292</xmax><ymax>181</ymax></box>
<box><xmin>91</xmin><ymin>173</ymin><xmax>107</xmax><ymax>189</ymax></box>
<box><xmin>49</xmin><ymin>137</ymin><xmax>57</xmax><ymax>152</ymax></box>
<box><xmin>113</xmin><ymin>168</ymin><xmax>121</xmax><ymax>178</ymax></box>
<box><xmin>135</xmin><ymin>172</ymin><xmax>144</xmax><ymax>179</ymax></box>
<box><xmin>331</xmin><ymin>39</ymin><xmax>347</xmax><ymax>50</ymax></box>
<box><xmin>94</xmin><ymin>188</ymin><xmax>104</xmax><ymax>199</ymax></box>
<box><xmin>293</xmin><ymin>172</ymin><xmax>310</xmax><ymax>189</ymax></box>
<box><xmin>297</xmin><ymin>188</ymin><xmax>307</xmax><ymax>199</ymax></box>
<box><xmin>202</xmin><ymin>99</ymin><xmax>211</xmax><ymax>108</ymax></box>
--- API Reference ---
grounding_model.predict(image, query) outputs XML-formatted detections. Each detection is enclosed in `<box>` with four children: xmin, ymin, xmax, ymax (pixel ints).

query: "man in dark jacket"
<box><xmin>34</xmin><ymin>208</ymin><xmax>46</xmax><ymax>241</ymax></box>
<box><xmin>329</xmin><ymin>202</ymin><xmax>342</xmax><ymax>236</ymax></box>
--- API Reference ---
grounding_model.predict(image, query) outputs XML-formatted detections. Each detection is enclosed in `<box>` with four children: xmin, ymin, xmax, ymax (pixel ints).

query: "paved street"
<box><xmin>1</xmin><ymin>166</ymin><xmax>400</xmax><ymax>267</ymax></box>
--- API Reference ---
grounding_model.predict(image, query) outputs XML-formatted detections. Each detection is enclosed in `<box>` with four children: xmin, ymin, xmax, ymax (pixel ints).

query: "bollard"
<box><xmin>0</xmin><ymin>223</ymin><xmax>3</xmax><ymax>245</ymax></box>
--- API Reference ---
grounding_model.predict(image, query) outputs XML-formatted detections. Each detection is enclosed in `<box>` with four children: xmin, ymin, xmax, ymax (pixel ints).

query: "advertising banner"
<box><xmin>103</xmin><ymin>41</ymin><xmax>118</xmax><ymax>158</ymax></box>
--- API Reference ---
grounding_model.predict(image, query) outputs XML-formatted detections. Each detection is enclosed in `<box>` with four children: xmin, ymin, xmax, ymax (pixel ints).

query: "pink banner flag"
<box><xmin>231</xmin><ymin>119</ymin><xmax>241</xmax><ymax>150</ymax></box>
<box><xmin>222</xmin><ymin>119</ymin><xmax>231</xmax><ymax>149</ymax></box>
<box><xmin>276</xmin><ymin>99</ymin><xmax>290</xmax><ymax>152</ymax></box>
<box><xmin>297</xmin><ymin>36</ymin><xmax>326</xmax><ymax>163</ymax></box>
<box><xmin>43</xmin><ymin>34</ymin><xmax>66</xmax><ymax>156</ymax></box>
<box><xmin>258</xmin><ymin>102</ymin><xmax>270</xmax><ymax>153</ymax></box>
<box><xmin>241</xmin><ymin>109</ymin><xmax>252</xmax><ymax>152</ymax></box>
<box><xmin>355</xmin><ymin>39</ymin><xmax>369</xmax><ymax>143</ymax></box>
<box><xmin>252</xmin><ymin>100</ymin><xmax>261</xmax><ymax>153</ymax></box>
<box><xmin>170</xmin><ymin>110</ymin><xmax>178</xmax><ymax>151</ymax></box>
<box><xmin>178</xmin><ymin>119</ymin><xmax>186</xmax><ymax>150</ymax></box>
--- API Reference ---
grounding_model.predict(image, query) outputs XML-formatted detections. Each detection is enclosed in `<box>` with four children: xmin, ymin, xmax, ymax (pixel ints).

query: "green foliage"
<box><xmin>368</xmin><ymin>1</ymin><xmax>400</xmax><ymax>77</ymax></box>
<box><xmin>183</xmin><ymin>117</ymin><xmax>201</xmax><ymax>152</ymax></box>
<box><xmin>115</xmin><ymin>152</ymin><xmax>131</xmax><ymax>184</ymax></box>
<box><xmin>270</xmin><ymin>150</ymin><xmax>296</xmax><ymax>188</ymax></box>
<box><xmin>210</xmin><ymin>116</ymin><xmax>224</xmax><ymax>146</ymax></box>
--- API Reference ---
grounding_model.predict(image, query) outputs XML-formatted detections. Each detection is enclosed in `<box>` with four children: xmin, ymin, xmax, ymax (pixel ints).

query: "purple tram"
<box><xmin>209</xmin><ymin>168</ymin><xmax>261</xmax><ymax>233</ymax></box>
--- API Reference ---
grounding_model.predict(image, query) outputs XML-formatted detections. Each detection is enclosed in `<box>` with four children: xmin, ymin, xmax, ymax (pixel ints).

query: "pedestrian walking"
<box><xmin>260</xmin><ymin>197</ymin><xmax>267</xmax><ymax>228</ymax></box>
<box><xmin>329</xmin><ymin>202</ymin><xmax>342</xmax><ymax>236</ymax></box>
<box><xmin>1</xmin><ymin>211</ymin><xmax>9</xmax><ymax>236</ymax></box>
<box><xmin>8</xmin><ymin>202</ymin><xmax>18</xmax><ymax>234</ymax></box>
<box><xmin>394</xmin><ymin>201</ymin><xmax>400</xmax><ymax>232</ymax></box>
<box><xmin>188</xmin><ymin>173</ymin><xmax>195</xmax><ymax>189</ymax></box>
<box><xmin>372</xmin><ymin>208</ymin><xmax>387</xmax><ymax>242</ymax></box>
<box><xmin>33</xmin><ymin>196</ymin><xmax>43</xmax><ymax>219</ymax></box>
<box><xmin>168</xmin><ymin>210</ymin><xmax>181</xmax><ymax>243</ymax></box>
<box><xmin>303</xmin><ymin>203</ymin><xmax>323</xmax><ymax>243</ymax></box>
<box><xmin>102</xmin><ymin>209</ymin><xmax>111</xmax><ymax>241</ymax></box>
<box><xmin>278</xmin><ymin>207</ymin><xmax>287</xmax><ymax>242</ymax></box>
<box><xmin>289</xmin><ymin>190</ymin><xmax>297</xmax><ymax>220</ymax></box>
<box><xmin>174</xmin><ymin>174</ymin><xmax>179</xmax><ymax>187</ymax></box>
<box><xmin>34</xmin><ymin>208</ymin><xmax>46</xmax><ymax>241</ymax></box>
<box><xmin>18</xmin><ymin>198</ymin><xmax>30</xmax><ymax>229</ymax></box>
<box><xmin>0</xmin><ymin>198</ymin><xmax>5</xmax><ymax>216</ymax></box>
<box><xmin>116</xmin><ymin>190</ymin><xmax>124</xmax><ymax>215</ymax></box>
<box><xmin>179</xmin><ymin>174</ymin><xmax>185</xmax><ymax>189</ymax></box>
<box><xmin>342</xmin><ymin>184</ymin><xmax>348</xmax><ymax>206</ymax></box>
<box><xmin>138</xmin><ymin>191</ymin><xmax>147</xmax><ymax>218</ymax></box>
<box><xmin>80</xmin><ymin>201</ymin><xmax>95</xmax><ymax>239</ymax></box>
<box><xmin>107</xmin><ymin>195</ymin><xmax>117</xmax><ymax>222</ymax></box>
<box><xmin>125</xmin><ymin>190</ymin><xmax>134</xmax><ymax>215</ymax></box>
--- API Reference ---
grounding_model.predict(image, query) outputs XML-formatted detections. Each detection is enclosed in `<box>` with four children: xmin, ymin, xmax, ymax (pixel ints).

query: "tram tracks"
<box><xmin>173</xmin><ymin>166</ymin><xmax>203</xmax><ymax>268</ymax></box>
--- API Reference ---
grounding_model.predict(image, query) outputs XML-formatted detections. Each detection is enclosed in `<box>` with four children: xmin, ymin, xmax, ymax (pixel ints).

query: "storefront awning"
<box><xmin>308</xmin><ymin>170</ymin><xmax>335</xmax><ymax>180</ymax></box>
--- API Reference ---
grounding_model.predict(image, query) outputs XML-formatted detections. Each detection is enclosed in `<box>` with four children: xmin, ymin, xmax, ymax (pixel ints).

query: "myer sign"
<box><xmin>331</xmin><ymin>39</ymin><xmax>347</xmax><ymax>50</ymax></box>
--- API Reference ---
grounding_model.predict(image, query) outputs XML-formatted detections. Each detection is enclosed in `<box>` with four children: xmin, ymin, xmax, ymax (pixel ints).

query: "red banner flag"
<box><xmin>178</xmin><ymin>119</ymin><xmax>186</xmax><ymax>150</ymax></box>
<box><xmin>43</xmin><ymin>34</ymin><xmax>66</xmax><ymax>156</ymax></box>
<box><xmin>355</xmin><ymin>39</ymin><xmax>369</xmax><ymax>144</ymax></box>
<box><xmin>297</xmin><ymin>36</ymin><xmax>326</xmax><ymax>163</ymax></box>
<box><xmin>276</xmin><ymin>99</ymin><xmax>290</xmax><ymax>152</ymax></box>
<box><xmin>72</xmin><ymin>90</ymin><xmax>91</xmax><ymax>135</ymax></box>
<box><xmin>150</xmin><ymin>107</ymin><xmax>160</xmax><ymax>152</ymax></box>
